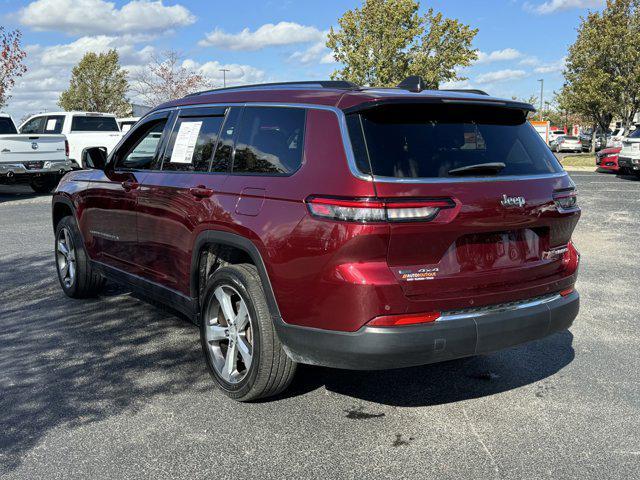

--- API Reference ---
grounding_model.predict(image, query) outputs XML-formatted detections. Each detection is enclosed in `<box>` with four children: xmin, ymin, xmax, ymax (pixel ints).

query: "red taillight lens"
<box><xmin>306</xmin><ymin>196</ymin><xmax>454</xmax><ymax>223</ymax></box>
<box><xmin>560</xmin><ymin>287</ymin><xmax>575</xmax><ymax>297</ymax></box>
<box><xmin>368</xmin><ymin>311</ymin><xmax>441</xmax><ymax>327</ymax></box>
<box><xmin>562</xmin><ymin>241</ymin><xmax>580</xmax><ymax>274</ymax></box>
<box><xmin>64</xmin><ymin>140</ymin><xmax>69</xmax><ymax>158</ymax></box>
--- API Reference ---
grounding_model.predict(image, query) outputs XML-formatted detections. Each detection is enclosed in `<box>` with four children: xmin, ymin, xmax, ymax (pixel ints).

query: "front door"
<box><xmin>79</xmin><ymin>112</ymin><xmax>171</xmax><ymax>274</ymax></box>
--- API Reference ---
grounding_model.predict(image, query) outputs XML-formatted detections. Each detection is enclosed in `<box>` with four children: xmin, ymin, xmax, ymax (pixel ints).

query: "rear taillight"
<box><xmin>306</xmin><ymin>196</ymin><xmax>455</xmax><ymax>223</ymax></box>
<box><xmin>562</xmin><ymin>241</ymin><xmax>580</xmax><ymax>275</ymax></box>
<box><xmin>64</xmin><ymin>140</ymin><xmax>69</xmax><ymax>158</ymax></box>
<box><xmin>553</xmin><ymin>189</ymin><xmax>578</xmax><ymax>211</ymax></box>
<box><xmin>368</xmin><ymin>311</ymin><xmax>441</xmax><ymax>327</ymax></box>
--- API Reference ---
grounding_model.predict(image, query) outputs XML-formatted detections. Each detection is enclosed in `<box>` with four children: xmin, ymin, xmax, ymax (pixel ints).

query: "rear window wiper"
<box><xmin>448</xmin><ymin>162</ymin><xmax>506</xmax><ymax>176</ymax></box>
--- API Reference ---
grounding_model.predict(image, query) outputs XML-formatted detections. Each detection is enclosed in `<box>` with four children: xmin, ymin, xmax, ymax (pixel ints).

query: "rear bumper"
<box><xmin>618</xmin><ymin>156</ymin><xmax>640</xmax><ymax>171</ymax></box>
<box><xmin>0</xmin><ymin>159</ymin><xmax>74</xmax><ymax>180</ymax></box>
<box><xmin>278</xmin><ymin>291</ymin><xmax>579</xmax><ymax>370</ymax></box>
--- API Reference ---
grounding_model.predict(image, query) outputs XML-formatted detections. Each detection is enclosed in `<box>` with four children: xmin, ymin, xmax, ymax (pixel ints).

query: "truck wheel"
<box><xmin>200</xmin><ymin>264</ymin><xmax>297</xmax><ymax>401</ymax></box>
<box><xmin>30</xmin><ymin>176</ymin><xmax>58</xmax><ymax>194</ymax></box>
<box><xmin>55</xmin><ymin>215</ymin><xmax>105</xmax><ymax>298</ymax></box>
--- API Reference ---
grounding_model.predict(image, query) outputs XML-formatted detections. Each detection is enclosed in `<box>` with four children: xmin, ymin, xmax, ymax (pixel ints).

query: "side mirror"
<box><xmin>83</xmin><ymin>147</ymin><xmax>108</xmax><ymax>170</ymax></box>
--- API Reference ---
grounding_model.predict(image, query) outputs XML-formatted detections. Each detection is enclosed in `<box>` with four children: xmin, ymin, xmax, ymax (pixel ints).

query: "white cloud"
<box><xmin>519</xmin><ymin>56</ymin><xmax>541</xmax><ymax>66</ymax></box>
<box><xmin>199</xmin><ymin>21</ymin><xmax>324</xmax><ymax>51</ymax></box>
<box><xmin>182</xmin><ymin>60</ymin><xmax>266</xmax><ymax>85</ymax></box>
<box><xmin>289</xmin><ymin>39</ymin><xmax>335</xmax><ymax>65</ymax></box>
<box><xmin>475</xmin><ymin>69</ymin><xmax>528</xmax><ymax>83</ymax></box>
<box><xmin>18</xmin><ymin>0</ymin><xmax>195</xmax><ymax>36</ymax></box>
<box><xmin>525</xmin><ymin>0</ymin><xmax>604</xmax><ymax>15</ymax></box>
<box><xmin>534</xmin><ymin>57</ymin><xmax>566</xmax><ymax>73</ymax></box>
<box><xmin>475</xmin><ymin>48</ymin><xmax>523</xmax><ymax>64</ymax></box>
<box><xmin>39</xmin><ymin>36</ymin><xmax>154</xmax><ymax>67</ymax></box>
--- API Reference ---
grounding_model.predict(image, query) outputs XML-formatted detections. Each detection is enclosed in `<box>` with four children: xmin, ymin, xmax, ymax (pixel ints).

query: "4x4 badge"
<box><xmin>500</xmin><ymin>194</ymin><xmax>525</xmax><ymax>208</ymax></box>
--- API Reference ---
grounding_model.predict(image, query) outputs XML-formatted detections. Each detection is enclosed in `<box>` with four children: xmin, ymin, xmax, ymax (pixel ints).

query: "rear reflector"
<box><xmin>306</xmin><ymin>196</ymin><xmax>454</xmax><ymax>223</ymax></box>
<box><xmin>368</xmin><ymin>311</ymin><xmax>441</xmax><ymax>327</ymax></box>
<box><xmin>560</xmin><ymin>287</ymin><xmax>574</xmax><ymax>297</ymax></box>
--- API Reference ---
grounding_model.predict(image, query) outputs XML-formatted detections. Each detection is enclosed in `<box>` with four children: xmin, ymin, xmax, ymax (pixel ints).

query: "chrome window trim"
<box><xmin>140</xmin><ymin>102</ymin><xmax>571</xmax><ymax>185</ymax></box>
<box><xmin>437</xmin><ymin>294</ymin><xmax>562</xmax><ymax>322</ymax></box>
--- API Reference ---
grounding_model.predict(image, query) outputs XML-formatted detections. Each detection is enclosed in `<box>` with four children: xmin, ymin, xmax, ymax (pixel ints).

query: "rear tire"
<box><xmin>200</xmin><ymin>264</ymin><xmax>296</xmax><ymax>401</ymax></box>
<box><xmin>55</xmin><ymin>215</ymin><xmax>105</xmax><ymax>298</ymax></box>
<box><xmin>30</xmin><ymin>176</ymin><xmax>59</xmax><ymax>194</ymax></box>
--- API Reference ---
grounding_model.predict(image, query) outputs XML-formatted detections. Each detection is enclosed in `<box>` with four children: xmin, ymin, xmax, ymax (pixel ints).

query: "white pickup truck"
<box><xmin>19</xmin><ymin>111</ymin><xmax>123</xmax><ymax>168</ymax></box>
<box><xmin>0</xmin><ymin>114</ymin><xmax>73</xmax><ymax>193</ymax></box>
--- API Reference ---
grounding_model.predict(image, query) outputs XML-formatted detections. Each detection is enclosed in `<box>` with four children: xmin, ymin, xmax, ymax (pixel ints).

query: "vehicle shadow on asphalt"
<box><xmin>0</xmin><ymin>252</ymin><xmax>208</xmax><ymax>474</ymax></box>
<box><xmin>282</xmin><ymin>328</ymin><xmax>575</xmax><ymax>407</ymax></box>
<box><xmin>0</xmin><ymin>185</ymin><xmax>50</xmax><ymax>204</ymax></box>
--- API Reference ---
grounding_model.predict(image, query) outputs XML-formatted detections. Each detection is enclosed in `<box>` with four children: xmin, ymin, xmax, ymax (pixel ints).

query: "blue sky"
<box><xmin>0</xmin><ymin>0</ymin><xmax>605</xmax><ymax>120</ymax></box>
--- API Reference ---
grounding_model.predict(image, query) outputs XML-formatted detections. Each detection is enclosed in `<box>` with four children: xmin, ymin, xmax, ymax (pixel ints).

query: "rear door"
<box><xmin>136</xmin><ymin>106</ymin><xmax>236</xmax><ymax>294</ymax></box>
<box><xmin>346</xmin><ymin>103</ymin><xmax>580</xmax><ymax>306</ymax></box>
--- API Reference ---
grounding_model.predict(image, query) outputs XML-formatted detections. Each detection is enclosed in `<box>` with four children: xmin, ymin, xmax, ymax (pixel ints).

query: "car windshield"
<box><xmin>0</xmin><ymin>117</ymin><xmax>17</xmax><ymax>134</ymax></box>
<box><xmin>71</xmin><ymin>116</ymin><xmax>119</xmax><ymax>132</ymax></box>
<box><xmin>347</xmin><ymin>103</ymin><xmax>562</xmax><ymax>178</ymax></box>
<box><xmin>628</xmin><ymin>128</ymin><xmax>640</xmax><ymax>139</ymax></box>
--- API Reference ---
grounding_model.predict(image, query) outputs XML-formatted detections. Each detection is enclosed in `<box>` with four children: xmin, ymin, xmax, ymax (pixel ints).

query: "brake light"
<box><xmin>306</xmin><ymin>196</ymin><xmax>454</xmax><ymax>223</ymax></box>
<box><xmin>64</xmin><ymin>139</ymin><xmax>69</xmax><ymax>158</ymax></box>
<box><xmin>553</xmin><ymin>189</ymin><xmax>578</xmax><ymax>211</ymax></box>
<box><xmin>368</xmin><ymin>311</ymin><xmax>441</xmax><ymax>327</ymax></box>
<box><xmin>562</xmin><ymin>241</ymin><xmax>580</xmax><ymax>274</ymax></box>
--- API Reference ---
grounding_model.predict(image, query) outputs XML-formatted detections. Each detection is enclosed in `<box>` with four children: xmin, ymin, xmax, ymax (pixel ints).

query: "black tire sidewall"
<box><xmin>55</xmin><ymin>216</ymin><xmax>80</xmax><ymax>296</ymax></box>
<box><xmin>200</xmin><ymin>266</ymin><xmax>264</xmax><ymax>399</ymax></box>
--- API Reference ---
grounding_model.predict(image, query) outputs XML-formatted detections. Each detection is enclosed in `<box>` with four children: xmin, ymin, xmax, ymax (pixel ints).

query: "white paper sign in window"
<box><xmin>46</xmin><ymin>119</ymin><xmax>58</xmax><ymax>131</ymax></box>
<box><xmin>170</xmin><ymin>121</ymin><xmax>202</xmax><ymax>164</ymax></box>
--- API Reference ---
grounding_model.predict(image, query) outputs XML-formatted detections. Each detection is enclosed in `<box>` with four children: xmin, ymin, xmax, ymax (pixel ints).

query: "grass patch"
<box><xmin>559</xmin><ymin>154</ymin><xmax>595</xmax><ymax>167</ymax></box>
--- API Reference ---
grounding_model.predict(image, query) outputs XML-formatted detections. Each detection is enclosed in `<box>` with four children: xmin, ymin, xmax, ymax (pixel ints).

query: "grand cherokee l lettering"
<box><xmin>52</xmin><ymin>78</ymin><xmax>581</xmax><ymax>401</ymax></box>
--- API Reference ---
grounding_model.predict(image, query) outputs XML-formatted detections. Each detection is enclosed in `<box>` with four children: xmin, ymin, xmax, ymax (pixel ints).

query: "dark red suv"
<box><xmin>52</xmin><ymin>78</ymin><xmax>581</xmax><ymax>401</ymax></box>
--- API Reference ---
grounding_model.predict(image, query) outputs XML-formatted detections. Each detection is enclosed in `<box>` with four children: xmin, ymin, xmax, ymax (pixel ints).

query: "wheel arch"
<box><xmin>52</xmin><ymin>196</ymin><xmax>76</xmax><ymax>232</ymax></box>
<box><xmin>191</xmin><ymin>231</ymin><xmax>282</xmax><ymax>323</ymax></box>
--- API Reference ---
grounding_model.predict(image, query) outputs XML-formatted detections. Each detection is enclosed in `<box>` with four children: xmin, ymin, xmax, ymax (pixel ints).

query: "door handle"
<box><xmin>189</xmin><ymin>186</ymin><xmax>214</xmax><ymax>198</ymax></box>
<box><xmin>122</xmin><ymin>180</ymin><xmax>139</xmax><ymax>191</ymax></box>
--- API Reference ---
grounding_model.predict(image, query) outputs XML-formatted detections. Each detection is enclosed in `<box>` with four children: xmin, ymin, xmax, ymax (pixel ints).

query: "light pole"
<box><xmin>219</xmin><ymin>69</ymin><xmax>230</xmax><ymax>88</ymax></box>
<box><xmin>538</xmin><ymin>79</ymin><xmax>544</xmax><ymax>121</ymax></box>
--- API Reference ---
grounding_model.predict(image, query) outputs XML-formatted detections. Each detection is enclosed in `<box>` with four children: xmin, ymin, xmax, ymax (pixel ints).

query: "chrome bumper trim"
<box><xmin>438</xmin><ymin>294</ymin><xmax>562</xmax><ymax>321</ymax></box>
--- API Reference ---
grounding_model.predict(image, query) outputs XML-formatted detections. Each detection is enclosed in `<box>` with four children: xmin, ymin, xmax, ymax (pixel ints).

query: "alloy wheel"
<box><xmin>204</xmin><ymin>285</ymin><xmax>254</xmax><ymax>384</ymax></box>
<box><xmin>56</xmin><ymin>227</ymin><xmax>76</xmax><ymax>289</ymax></box>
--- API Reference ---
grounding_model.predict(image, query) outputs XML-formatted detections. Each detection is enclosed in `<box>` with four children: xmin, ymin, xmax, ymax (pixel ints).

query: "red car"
<box><xmin>51</xmin><ymin>78</ymin><xmax>581</xmax><ymax>401</ymax></box>
<box><xmin>596</xmin><ymin>146</ymin><xmax>622</xmax><ymax>171</ymax></box>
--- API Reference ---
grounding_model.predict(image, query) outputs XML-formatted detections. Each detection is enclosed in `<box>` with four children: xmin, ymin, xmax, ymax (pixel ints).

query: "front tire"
<box><xmin>55</xmin><ymin>216</ymin><xmax>105</xmax><ymax>298</ymax></box>
<box><xmin>200</xmin><ymin>264</ymin><xmax>296</xmax><ymax>401</ymax></box>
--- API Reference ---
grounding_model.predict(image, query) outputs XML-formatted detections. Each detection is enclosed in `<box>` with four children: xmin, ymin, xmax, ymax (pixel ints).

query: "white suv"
<box><xmin>618</xmin><ymin>128</ymin><xmax>640</xmax><ymax>176</ymax></box>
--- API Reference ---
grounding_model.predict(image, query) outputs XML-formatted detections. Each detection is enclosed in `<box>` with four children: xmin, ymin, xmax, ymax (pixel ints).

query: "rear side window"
<box><xmin>347</xmin><ymin>104</ymin><xmax>562</xmax><ymax>178</ymax></box>
<box><xmin>232</xmin><ymin>107</ymin><xmax>305</xmax><ymax>175</ymax></box>
<box><xmin>44</xmin><ymin>116</ymin><xmax>65</xmax><ymax>134</ymax></box>
<box><xmin>162</xmin><ymin>115</ymin><xmax>225</xmax><ymax>172</ymax></box>
<box><xmin>20</xmin><ymin>116</ymin><xmax>45</xmax><ymax>134</ymax></box>
<box><xmin>0</xmin><ymin>117</ymin><xmax>17</xmax><ymax>134</ymax></box>
<box><xmin>71</xmin><ymin>116</ymin><xmax>119</xmax><ymax>132</ymax></box>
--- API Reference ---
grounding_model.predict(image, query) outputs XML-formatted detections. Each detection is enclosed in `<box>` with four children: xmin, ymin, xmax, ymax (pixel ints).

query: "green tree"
<box><xmin>559</xmin><ymin>0</ymin><xmax>640</xmax><ymax>151</ymax></box>
<box><xmin>58</xmin><ymin>50</ymin><xmax>130</xmax><ymax>116</ymax></box>
<box><xmin>326</xmin><ymin>0</ymin><xmax>478</xmax><ymax>88</ymax></box>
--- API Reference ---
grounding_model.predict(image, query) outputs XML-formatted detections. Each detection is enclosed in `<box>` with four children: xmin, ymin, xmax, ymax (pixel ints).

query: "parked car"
<box><xmin>617</xmin><ymin>128</ymin><xmax>640</xmax><ymax>177</ymax></box>
<box><xmin>20</xmin><ymin>111</ymin><xmax>123</xmax><ymax>169</ymax></box>
<box><xmin>595</xmin><ymin>146</ymin><xmax>622</xmax><ymax>172</ymax></box>
<box><xmin>51</xmin><ymin>78</ymin><xmax>581</xmax><ymax>401</ymax></box>
<box><xmin>552</xmin><ymin>135</ymin><xmax>582</xmax><ymax>153</ymax></box>
<box><xmin>549</xmin><ymin>129</ymin><xmax>566</xmax><ymax>143</ymax></box>
<box><xmin>0</xmin><ymin>113</ymin><xmax>73</xmax><ymax>193</ymax></box>
<box><xmin>117</xmin><ymin>117</ymin><xmax>140</xmax><ymax>133</ymax></box>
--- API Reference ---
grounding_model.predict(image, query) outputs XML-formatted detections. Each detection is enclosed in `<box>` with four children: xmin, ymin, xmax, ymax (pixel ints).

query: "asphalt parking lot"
<box><xmin>1</xmin><ymin>171</ymin><xmax>639</xmax><ymax>479</ymax></box>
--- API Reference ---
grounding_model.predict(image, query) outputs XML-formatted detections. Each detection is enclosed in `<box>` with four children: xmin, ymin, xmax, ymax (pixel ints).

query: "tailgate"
<box><xmin>0</xmin><ymin>135</ymin><xmax>67</xmax><ymax>162</ymax></box>
<box><xmin>377</xmin><ymin>176</ymin><xmax>580</xmax><ymax>299</ymax></box>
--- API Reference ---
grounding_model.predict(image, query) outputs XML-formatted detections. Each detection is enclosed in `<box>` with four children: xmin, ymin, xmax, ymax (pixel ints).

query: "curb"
<box><xmin>563</xmin><ymin>166</ymin><xmax>596</xmax><ymax>172</ymax></box>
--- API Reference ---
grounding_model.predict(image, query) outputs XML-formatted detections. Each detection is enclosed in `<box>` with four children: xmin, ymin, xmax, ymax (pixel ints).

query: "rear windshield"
<box><xmin>0</xmin><ymin>117</ymin><xmax>17</xmax><ymax>134</ymax></box>
<box><xmin>71</xmin><ymin>116</ymin><xmax>119</xmax><ymax>132</ymax></box>
<box><xmin>347</xmin><ymin>104</ymin><xmax>562</xmax><ymax>178</ymax></box>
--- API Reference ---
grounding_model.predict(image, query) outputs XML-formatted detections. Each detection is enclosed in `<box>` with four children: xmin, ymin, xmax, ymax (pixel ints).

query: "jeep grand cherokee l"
<box><xmin>52</xmin><ymin>78</ymin><xmax>581</xmax><ymax>401</ymax></box>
